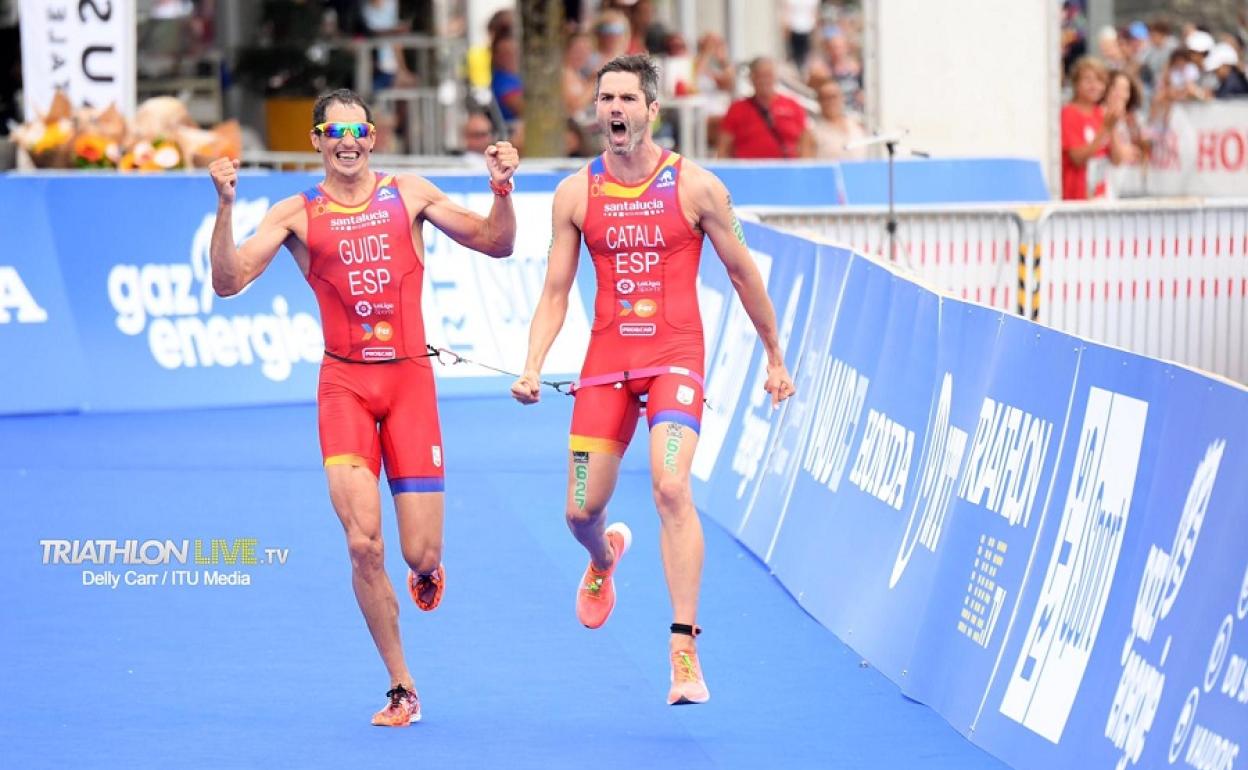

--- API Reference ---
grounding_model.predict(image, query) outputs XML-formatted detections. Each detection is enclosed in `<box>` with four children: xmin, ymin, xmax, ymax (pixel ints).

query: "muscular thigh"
<box><xmin>379</xmin><ymin>359</ymin><xmax>445</xmax><ymax>495</ymax></box>
<box><xmin>569</xmin><ymin>382</ymin><xmax>641</xmax><ymax>457</ymax></box>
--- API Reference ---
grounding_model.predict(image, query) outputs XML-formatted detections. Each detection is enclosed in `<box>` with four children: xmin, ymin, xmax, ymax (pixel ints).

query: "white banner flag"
<box><xmin>1112</xmin><ymin>101</ymin><xmax>1248</xmax><ymax>198</ymax></box>
<box><xmin>19</xmin><ymin>0</ymin><xmax>137</xmax><ymax>118</ymax></box>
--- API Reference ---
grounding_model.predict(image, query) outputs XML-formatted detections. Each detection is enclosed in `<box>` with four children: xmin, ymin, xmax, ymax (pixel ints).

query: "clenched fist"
<box><xmin>209</xmin><ymin>157</ymin><xmax>242</xmax><ymax>204</ymax></box>
<box><xmin>485</xmin><ymin>142</ymin><xmax>520</xmax><ymax>186</ymax></box>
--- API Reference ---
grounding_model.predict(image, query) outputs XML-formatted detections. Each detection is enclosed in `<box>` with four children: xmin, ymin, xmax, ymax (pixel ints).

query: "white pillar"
<box><xmin>866</xmin><ymin>0</ymin><xmax>1061</xmax><ymax>195</ymax></box>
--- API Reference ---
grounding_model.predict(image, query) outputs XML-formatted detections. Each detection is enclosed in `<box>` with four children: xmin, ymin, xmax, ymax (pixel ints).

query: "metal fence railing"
<box><xmin>751</xmin><ymin>205</ymin><xmax>1028</xmax><ymax>314</ymax></box>
<box><xmin>1034</xmin><ymin>201</ymin><xmax>1248</xmax><ymax>384</ymax></box>
<box><xmin>752</xmin><ymin>200</ymin><xmax>1248</xmax><ymax>384</ymax></box>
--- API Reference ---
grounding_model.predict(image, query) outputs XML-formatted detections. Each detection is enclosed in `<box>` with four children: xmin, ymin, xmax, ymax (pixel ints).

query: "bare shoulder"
<box><xmin>553</xmin><ymin>166</ymin><xmax>590</xmax><ymax>225</ymax></box>
<box><xmin>268</xmin><ymin>194</ymin><xmax>306</xmax><ymax>225</ymax></box>
<box><xmin>392</xmin><ymin>172</ymin><xmax>445</xmax><ymax>220</ymax></box>
<box><xmin>554</xmin><ymin>166</ymin><xmax>589</xmax><ymax>200</ymax></box>
<box><xmin>394</xmin><ymin>172</ymin><xmax>442</xmax><ymax>200</ymax></box>
<box><xmin>677</xmin><ymin>156</ymin><xmax>727</xmax><ymax>215</ymax></box>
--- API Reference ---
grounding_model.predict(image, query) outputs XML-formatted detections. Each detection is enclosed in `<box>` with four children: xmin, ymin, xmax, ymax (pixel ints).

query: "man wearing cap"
<box><xmin>1204</xmin><ymin>42</ymin><xmax>1248</xmax><ymax>98</ymax></box>
<box><xmin>1184</xmin><ymin>29</ymin><xmax>1217</xmax><ymax>92</ymax></box>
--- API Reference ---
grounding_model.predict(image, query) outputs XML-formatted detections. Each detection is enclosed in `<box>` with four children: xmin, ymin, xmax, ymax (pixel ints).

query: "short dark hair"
<box><xmin>596</xmin><ymin>55</ymin><xmax>660</xmax><ymax>105</ymax></box>
<box><xmin>312</xmin><ymin>89</ymin><xmax>373</xmax><ymax>126</ymax></box>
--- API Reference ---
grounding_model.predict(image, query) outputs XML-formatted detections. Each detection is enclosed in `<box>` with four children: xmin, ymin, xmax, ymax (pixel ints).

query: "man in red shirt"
<box><xmin>208</xmin><ymin>89</ymin><xmax>518</xmax><ymax>726</ymax></box>
<box><xmin>716</xmin><ymin>56</ymin><xmax>813</xmax><ymax>159</ymax></box>
<box><xmin>1061</xmin><ymin>57</ymin><xmax>1118</xmax><ymax>199</ymax></box>
<box><xmin>511</xmin><ymin>55</ymin><xmax>795</xmax><ymax>705</ymax></box>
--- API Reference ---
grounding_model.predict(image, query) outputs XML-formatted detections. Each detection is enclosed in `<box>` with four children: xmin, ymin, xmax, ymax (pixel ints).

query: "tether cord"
<box><xmin>421</xmin><ymin>345</ymin><xmax>575</xmax><ymax>395</ymax></box>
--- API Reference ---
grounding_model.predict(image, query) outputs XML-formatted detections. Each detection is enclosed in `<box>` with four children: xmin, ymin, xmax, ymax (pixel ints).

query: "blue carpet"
<box><xmin>0</xmin><ymin>396</ymin><xmax>1008</xmax><ymax>769</ymax></box>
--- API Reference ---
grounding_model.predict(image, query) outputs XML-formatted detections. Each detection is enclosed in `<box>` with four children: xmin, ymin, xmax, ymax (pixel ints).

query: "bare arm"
<box><xmin>410</xmin><ymin>141</ymin><xmax>519</xmax><ymax>257</ymax></box>
<box><xmin>798</xmin><ymin>126</ymin><xmax>815</xmax><ymax>159</ymax></box>
<box><xmin>510</xmin><ymin>174</ymin><xmax>584</xmax><ymax>404</ymax></box>
<box><xmin>207</xmin><ymin>157</ymin><xmax>298</xmax><ymax>297</ymax></box>
<box><xmin>1068</xmin><ymin>108</ymin><xmax>1120</xmax><ymax>166</ymax></box>
<box><xmin>688</xmin><ymin>164</ymin><xmax>795</xmax><ymax>405</ymax></box>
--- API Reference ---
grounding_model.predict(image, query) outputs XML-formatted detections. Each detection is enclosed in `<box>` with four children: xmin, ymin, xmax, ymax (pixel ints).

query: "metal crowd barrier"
<box><xmin>752</xmin><ymin>199</ymin><xmax>1248</xmax><ymax>384</ymax></box>
<box><xmin>1035</xmin><ymin>200</ymin><xmax>1248</xmax><ymax>384</ymax></box>
<box><xmin>750</xmin><ymin>205</ymin><xmax>1028</xmax><ymax>315</ymax></box>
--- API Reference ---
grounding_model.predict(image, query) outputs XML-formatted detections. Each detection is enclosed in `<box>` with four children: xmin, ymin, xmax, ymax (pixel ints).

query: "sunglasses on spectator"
<box><xmin>314</xmin><ymin>122</ymin><xmax>377</xmax><ymax>139</ymax></box>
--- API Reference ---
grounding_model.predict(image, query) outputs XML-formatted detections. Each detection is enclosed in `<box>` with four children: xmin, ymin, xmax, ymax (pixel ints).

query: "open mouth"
<box><xmin>335</xmin><ymin>150</ymin><xmax>361</xmax><ymax>162</ymax></box>
<box><xmin>609</xmin><ymin>119</ymin><xmax>628</xmax><ymax>140</ymax></box>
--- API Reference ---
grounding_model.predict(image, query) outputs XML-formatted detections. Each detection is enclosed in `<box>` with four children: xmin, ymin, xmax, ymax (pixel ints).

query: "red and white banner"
<box><xmin>19</xmin><ymin>0</ymin><xmax>137</xmax><ymax>118</ymax></box>
<box><xmin>1120</xmin><ymin>101</ymin><xmax>1248</xmax><ymax>198</ymax></box>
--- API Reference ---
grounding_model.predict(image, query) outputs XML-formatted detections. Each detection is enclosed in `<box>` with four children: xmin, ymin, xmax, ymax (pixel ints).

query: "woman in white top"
<box><xmin>810</xmin><ymin>79</ymin><xmax>867</xmax><ymax>160</ymax></box>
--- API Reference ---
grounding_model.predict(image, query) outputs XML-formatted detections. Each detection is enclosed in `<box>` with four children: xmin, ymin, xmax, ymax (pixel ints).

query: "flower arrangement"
<box><xmin>12</xmin><ymin>91</ymin><xmax>241</xmax><ymax>172</ymax></box>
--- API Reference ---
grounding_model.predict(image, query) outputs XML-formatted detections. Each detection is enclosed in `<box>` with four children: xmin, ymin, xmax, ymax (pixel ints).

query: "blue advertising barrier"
<box><xmin>0</xmin><ymin>177</ymin><xmax>89</xmax><ymax>414</ymax></box>
<box><xmin>0</xmin><ymin>156</ymin><xmax>1044</xmax><ymax>414</ymax></box>
<box><xmin>4</xmin><ymin>170</ymin><xmax>1245</xmax><ymax>770</ymax></box>
<box><xmin>684</xmin><ymin>221</ymin><xmax>1247</xmax><ymax>769</ymax></box>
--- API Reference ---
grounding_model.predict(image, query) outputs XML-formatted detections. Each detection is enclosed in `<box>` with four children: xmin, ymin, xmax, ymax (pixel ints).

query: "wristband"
<box><xmin>489</xmin><ymin>178</ymin><xmax>514</xmax><ymax>197</ymax></box>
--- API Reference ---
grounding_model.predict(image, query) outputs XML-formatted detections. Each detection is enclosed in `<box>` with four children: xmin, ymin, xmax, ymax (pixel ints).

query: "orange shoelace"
<box><xmin>672</xmin><ymin>651</ymin><xmax>701</xmax><ymax>683</ymax></box>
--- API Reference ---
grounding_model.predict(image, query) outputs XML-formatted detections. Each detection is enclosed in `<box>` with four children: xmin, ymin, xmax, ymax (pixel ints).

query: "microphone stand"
<box><xmin>845</xmin><ymin>129</ymin><xmax>929</xmax><ymax>265</ymax></box>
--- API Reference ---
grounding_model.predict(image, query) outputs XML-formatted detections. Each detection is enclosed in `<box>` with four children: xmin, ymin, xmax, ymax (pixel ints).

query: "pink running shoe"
<box><xmin>408</xmin><ymin>564</ymin><xmax>445</xmax><ymax>611</ymax></box>
<box><xmin>371</xmin><ymin>683</ymin><xmax>421</xmax><ymax>726</ymax></box>
<box><xmin>575</xmin><ymin>522</ymin><xmax>632</xmax><ymax>629</ymax></box>
<box><xmin>667</xmin><ymin>649</ymin><xmax>710</xmax><ymax>705</ymax></box>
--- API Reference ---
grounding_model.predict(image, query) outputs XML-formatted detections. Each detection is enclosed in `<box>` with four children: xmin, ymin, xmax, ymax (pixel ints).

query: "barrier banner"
<box><xmin>690</xmin><ymin>222</ymin><xmax>820</xmax><ymax>545</ymax></box>
<box><xmin>45</xmin><ymin>176</ymin><xmax>323</xmax><ymax>410</ymax></box>
<box><xmin>903</xmin><ymin>311</ymin><xmax>1079</xmax><ymax>725</ymax></box>
<box><xmin>0</xmin><ymin>174</ymin><xmax>592</xmax><ymax>409</ymax></box>
<box><xmin>734</xmin><ymin>242</ymin><xmax>852</xmax><ymax>560</ymax></box>
<box><xmin>19</xmin><ymin>0</ymin><xmax>137</xmax><ymax>118</ymax></box>
<box><xmin>0</xmin><ymin>177</ymin><xmax>88</xmax><ymax>414</ymax></box>
<box><xmin>418</xmin><ymin>190</ymin><xmax>591</xmax><ymax>393</ymax></box>
<box><xmin>1131</xmin><ymin>101</ymin><xmax>1248</xmax><ymax>198</ymax></box>
<box><xmin>3</xmin><ymin>171</ymin><xmax>1248</xmax><ymax>770</ymax></box>
<box><xmin>971</xmin><ymin>346</ymin><xmax>1248</xmax><ymax>769</ymax></box>
<box><xmin>768</xmin><ymin>255</ymin><xmax>941</xmax><ymax>676</ymax></box>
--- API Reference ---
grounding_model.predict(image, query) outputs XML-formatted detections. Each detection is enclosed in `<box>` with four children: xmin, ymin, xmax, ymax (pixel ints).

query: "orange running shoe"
<box><xmin>371</xmin><ymin>683</ymin><xmax>421</xmax><ymax>726</ymax></box>
<box><xmin>408</xmin><ymin>564</ymin><xmax>445</xmax><ymax>611</ymax></box>
<box><xmin>575</xmin><ymin>522</ymin><xmax>632</xmax><ymax>629</ymax></box>
<box><xmin>667</xmin><ymin>649</ymin><xmax>710</xmax><ymax>705</ymax></box>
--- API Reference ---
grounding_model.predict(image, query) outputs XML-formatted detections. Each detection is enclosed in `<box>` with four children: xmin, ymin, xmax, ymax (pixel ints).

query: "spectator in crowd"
<box><xmin>1143</xmin><ymin>17</ymin><xmax>1179</xmax><ymax>90</ymax></box>
<box><xmin>1185</xmin><ymin>29</ymin><xmax>1218</xmax><ymax>91</ymax></box>
<box><xmin>1153</xmin><ymin>47</ymin><xmax>1209</xmax><ymax>117</ymax></box>
<box><xmin>693</xmin><ymin>32</ymin><xmax>736</xmax><ymax>97</ymax></box>
<box><xmin>563</xmin><ymin>33</ymin><xmax>597</xmax><ymax>121</ymax></box>
<box><xmin>361</xmin><ymin>0</ymin><xmax>418</xmax><ymax>92</ymax></box>
<box><xmin>564</xmin><ymin>33</ymin><xmax>596</xmax><ymax>117</ymax></box>
<box><xmin>1119</xmin><ymin>22</ymin><xmax>1151</xmax><ymax>86</ymax></box>
<box><xmin>659</xmin><ymin>32</ymin><xmax>695</xmax><ymax>97</ymax></box>
<box><xmin>716</xmin><ymin>56</ymin><xmax>812</xmax><ymax>159</ymax></box>
<box><xmin>1061</xmin><ymin>0</ymin><xmax>1089</xmax><ymax>79</ymax></box>
<box><xmin>1102</xmin><ymin>70</ymin><xmax>1149</xmax><ymax>166</ymax></box>
<box><xmin>623</xmin><ymin>0</ymin><xmax>669</xmax><ymax>55</ymax></box>
<box><xmin>461</xmin><ymin>109</ymin><xmax>497</xmax><ymax>155</ymax></box>
<box><xmin>809</xmin><ymin>79</ymin><xmax>866</xmax><ymax>160</ymax></box>
<box><xmin>1205</xmin><ymin>43</ymin><xmax>1248</xmax><ymax>98</ymax></box>
<box><xmin>1095</xmin><ymin>25</ymin><xmax>1127</xmax><ymax>71</ymax></box>
<box><xmin>491</xmin><ymin>35</ymin><xmax>524</xmax><ymax>125</ymax></box>
<box><xmin>589</xmin><ymin>10</ymin><xmax>631</xmax><ymax>72</ymax></box>
<box><xmin>781</xmin><ymin>0</ymin><xmax>821</xmax><ymax>73</ymax></box>
<box><xmin>1061</xmin><ymin>57</ymin><xmax>1116</xmax><ymax>200</ymax></box>
<box><xmin>467</xmin><ymin>8</ymin><xmax>515</xmax><ymax>89</ymax></box>
<box><xmin>808</xmin><ymin>24</ymin><xmax>863</xmax><ymax>112</ymax></box>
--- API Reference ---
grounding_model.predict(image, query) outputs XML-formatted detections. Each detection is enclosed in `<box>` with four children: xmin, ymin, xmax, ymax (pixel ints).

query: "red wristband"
<box><xmin>489</xmin><ymin>178</ymin><xmax>514</xmax><ymax>197</ymax></box>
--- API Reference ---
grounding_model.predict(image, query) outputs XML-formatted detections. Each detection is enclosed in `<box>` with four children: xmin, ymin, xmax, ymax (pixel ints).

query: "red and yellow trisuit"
<box><xmin>572</xmin><ymin>150</ymin><xmax>707</xmax><ymax>456</ymax></box>
<box><xmin>301</xmin><ymin>172</ymin><xmax>444</xmax><ymax>493</ymax></box>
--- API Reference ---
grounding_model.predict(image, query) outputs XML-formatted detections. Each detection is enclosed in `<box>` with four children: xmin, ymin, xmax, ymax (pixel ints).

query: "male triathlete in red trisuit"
<box><xmin>511</xmin><ymin>56</ymin><xmax>795</xmax><ymax>704</ymax></box>
<box><xmin>209</xmin><ymin>89</ymin><xmax>518</xmax><ymax>726</ymax></box>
